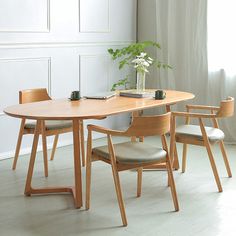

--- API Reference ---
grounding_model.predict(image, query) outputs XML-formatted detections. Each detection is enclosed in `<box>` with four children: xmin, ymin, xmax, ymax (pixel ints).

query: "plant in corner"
<box><xmin>108</xmin><ymin>41</ymin><xmax>171</xmax><ymax>92</ymax></box>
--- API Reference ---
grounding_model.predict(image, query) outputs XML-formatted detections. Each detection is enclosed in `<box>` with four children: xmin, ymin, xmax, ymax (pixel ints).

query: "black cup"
<box><xmin>70</xmin><ymin>91</ymin><xmax>80</xmax><ymax>100</ymax></box>
<box><xmin>155</xmin><ymin>90</ymin><xmax>166</xmax><ymax>100</ymax></box>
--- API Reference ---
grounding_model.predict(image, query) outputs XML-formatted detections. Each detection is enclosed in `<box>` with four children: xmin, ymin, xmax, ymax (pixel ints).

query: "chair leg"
<box><xmin>199</xmin><ymin>118</ymin><xmax>222</xmax><ymax>192</ymax></box>
<box><xmin>108</xmin><ymin>134</ymin><xmax>127</xmax><ymax>226</ymax></box>
<box><xmin>205</xmin><ymin>143</ymin><xmax>223</xmax><ymax>192</ymax></box>
<box><xmin>219</xmin><ymin>140</ymin><xmax>232</xmax><ymax>177</ymax></box>
<box><xmin>12</xmin><ymin>119</ymin><xmax>26</xmax><ymax>170</ymax></box>
<box><xmin>167</xmin><ymin>166</ymin><xmax>171</xmax><ymax>187</ymax></box>
<box><xmin>41</xmin><ymin>122</ymin><xmax>48</xmax><ymax>177</ymax></box>
<box><xmin>166</xmin><ymin>159</ymin><xmax>179</xmax><ymax>211</ymax></box>
<box><xmin>182</xmin><ymin>144</ymin><xmax>188</xmax><ymax>173</ymax></box>
<box><xmin>131</xmin><ymin>136</ymin><xmax>136</xmax><ymax>142</ymax></box>
<box><xmin>85</xmin><ymin>157</ymin><xmax>92</xmax><ymax>210</ymax></box>
<box><xmin>139</xmin><ymin>137</ymin><xmax>144</xmax><ymax>142</ymax></box>
<box><xmin>111</xmin><ymin>164</ymin><xmax>128</xmax><ymax>226</ymax></box>
<box><xmin>80</xmin><ymin>121</ymin><xmax>86</xmax><ymax>167</ymax></box>
<box><xmin>137</xmin><ymin>168</ymin><xmax>142</xmax><ymax>197</ymax></box>
<box><xmin>50</xmin><ymin>134</ymin><xmax>59</xmax><ymax>161</ymax></box>
<box><xmin>86</xmin><ymin>131</ymin><xmax>92</xmax><ymax>210</ymax></box>
<box><xmin>173</xmin><ymin>143</ymin><xmax>180</xmax><ymax>170</ymax></box>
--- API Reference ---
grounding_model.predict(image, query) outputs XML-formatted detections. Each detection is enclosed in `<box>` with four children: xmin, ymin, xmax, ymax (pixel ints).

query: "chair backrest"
<box><xmin>125</xmin><ymin>112</ymin><xmax>171</xmax><ymax>137</ymax></box>
<box><xmin>216</xmin><ymin>97</ymin><xmax>234</xmax><ymax>118</ymax></box>
<box><xmin>19</xmin><ymin>88</ymin><xmax>51</xmax><ymax>104</ymax></box>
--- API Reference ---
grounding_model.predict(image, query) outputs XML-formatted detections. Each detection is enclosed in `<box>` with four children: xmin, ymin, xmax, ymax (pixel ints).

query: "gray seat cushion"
<box><xmin>175</xmin><ymin>125</ymin><xmax>225</xmax><ymax>142</ymax></box>
<box><xmin>92</xmin><ymin>141</ymin><xmax>167</xmax><ymax>164</ymax></box>
<box><xmin>25</xmin><ymin>120</ymin><xmax>72</xmax><ymax>131</ymax></box>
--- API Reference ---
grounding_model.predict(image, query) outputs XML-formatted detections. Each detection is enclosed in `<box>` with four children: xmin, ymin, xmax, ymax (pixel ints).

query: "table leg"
<box><xmin>24</xmin><ymin>120</ymin><xmax>41</xmax><ymax>196</ymax></box>
<box><xmin>72</xmin><ymin>119</ymin><xmax>83</xmax><ymax>208</ymax></box>
<box><xmin>23</xmin><ymin>119</ymin><xmax>83</xmax><ymax>209</ymax></box>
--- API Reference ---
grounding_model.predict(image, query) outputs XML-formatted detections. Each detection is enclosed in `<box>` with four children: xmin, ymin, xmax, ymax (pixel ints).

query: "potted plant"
<box><xmin>108</xmin><ymin>41</ymin><xmax>171</xmax><ymax>92</ymax></box>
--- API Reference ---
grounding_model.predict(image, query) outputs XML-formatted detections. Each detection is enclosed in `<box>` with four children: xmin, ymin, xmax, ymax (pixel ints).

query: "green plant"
<box><xmin>111</xmin><ymin>77</ymin><xmax>130</xmax><ymax>91</ymax></box>
<box><xmin>108</xmin><ymin>41</ymin><xmax>171</xmax><ymax>70</ymax></box>
<box><xmin>108</xmin><ymin>41</ymin><xmax>171</xmax><ymax>90</ymax></box>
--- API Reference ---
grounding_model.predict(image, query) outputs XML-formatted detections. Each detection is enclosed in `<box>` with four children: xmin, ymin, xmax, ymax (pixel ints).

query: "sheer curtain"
<box><xmin>208</xmin><ymin>0</ymin><xmax>236</xmax><ymax>142</ymax></box>
<box><xmin>148</xmin><ymin>0</ymin><xmax>236</xmax><ymax>142</ymax></box>
<box><xmin>146</xmin><ymin>0</ymin><xmax>207</xmax><ymax>115</ymax></box>
<box><xmin>153</xmin><ymin>0</ymin><xmax>208</xmax><ymax>107</ymax></box>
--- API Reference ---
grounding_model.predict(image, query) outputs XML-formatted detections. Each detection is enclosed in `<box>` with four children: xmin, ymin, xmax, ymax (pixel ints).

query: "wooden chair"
<box><xmin>12</xmin><ymin>88</ymin><xmax>86</xmax><ymax>177</ymax></box>
<box><xmin>85</xmin><ymin>112</ymin><xmax>179</xmax><ymax>226</ymax></box>
<box><xmin>171</xmin><ymin>97</ymin><xmax>234</xmax><ymax>192</ymax></box>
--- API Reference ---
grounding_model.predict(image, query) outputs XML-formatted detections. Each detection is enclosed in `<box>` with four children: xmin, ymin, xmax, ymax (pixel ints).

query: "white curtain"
<box><xmin>207</xmin><ymin>0</ymin><xmax>236</xmax><ymax>142</ymax></box>
<box><xmin>147</xmin><ymin>0</ymin><xmax>236</xmax><ymax>142</ymax></box>
<box><xmin>153</xmin><ymin>0</ymin><xmax>208</xmax><ymax>105</ymax></box>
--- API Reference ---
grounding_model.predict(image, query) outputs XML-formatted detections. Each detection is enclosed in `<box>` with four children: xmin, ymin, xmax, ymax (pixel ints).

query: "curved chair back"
<box><xmin>19</xmin><ymin>88</ymin><xmax>51</xmax><ymax>104</ymax></box>
<box><xmin>216</xmin><ymin>97</ymin><xmax>234</xmax><ymax>118</ymax></box>
<box><xmin>125</xmin><ymin>112</ymin><xmax>171</xmax><ymax>137</ymax></box>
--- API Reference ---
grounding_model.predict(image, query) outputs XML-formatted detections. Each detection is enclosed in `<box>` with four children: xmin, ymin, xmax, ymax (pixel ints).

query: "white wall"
<box><xmin>0</xmin><ymin>0</ymin><xmax>137</xmax><ymax>159</ymax></box>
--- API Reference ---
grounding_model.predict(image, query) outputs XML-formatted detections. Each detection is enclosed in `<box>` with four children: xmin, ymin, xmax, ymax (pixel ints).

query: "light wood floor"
<box><xmin>0</xmin><ymin>136</ymin><xmax>236</xmax><ymax>236</ymax></box>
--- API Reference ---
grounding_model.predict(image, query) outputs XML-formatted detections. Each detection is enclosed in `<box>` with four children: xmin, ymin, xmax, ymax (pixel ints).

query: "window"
<box><xmin>208</xmin><ymin>0</ymin><xmax>236</xmax><ymax>75</ymax></box>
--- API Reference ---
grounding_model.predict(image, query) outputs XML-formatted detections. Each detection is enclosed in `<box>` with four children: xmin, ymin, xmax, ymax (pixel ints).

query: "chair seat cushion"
<box><xmin>25</xmin><ymin>120</ymin><xmax>72</xmax><ymax>131</ymax></box>
<box><xmin>175</xmin><ymin>125</ymin><xmax>225</xmax><ymax>142</ymax></box>
<box><xmin>92</xmin><ymin>141</ymin><xmax>167</xmax><ymax>164</ymax></box>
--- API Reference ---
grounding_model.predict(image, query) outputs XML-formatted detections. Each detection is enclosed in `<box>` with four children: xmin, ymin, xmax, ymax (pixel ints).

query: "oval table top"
<box><xmin>4</xmin><ymin>90</ymin><xmax>195</xmax><ymax>120</ymax></box>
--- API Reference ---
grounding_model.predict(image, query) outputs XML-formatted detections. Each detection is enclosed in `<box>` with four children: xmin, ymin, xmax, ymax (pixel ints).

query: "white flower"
<box><xmin>143</xmin><ymin>61</ymin><xmax>150</xmax><ymax>67</ymax></box>
<box><xmin>132</xmin><ymin>52</ymin><xmax>153</xmax><ymax>73</ymax></box>
<box><xmin>137</xmin><ymin>52</ymin><xmax>147</xmax><ymax>58</ymax></box>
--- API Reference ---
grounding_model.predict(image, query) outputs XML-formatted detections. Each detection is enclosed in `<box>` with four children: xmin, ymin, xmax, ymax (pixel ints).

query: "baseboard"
<box><xmin>0</xmin><ymin>139</ymin><xmax>73</xmax><ymax>161</ymax></box>
<box><xmin>0</xmin><ymin>132</ymin><xmax>106</xmax><ymax>161</ymax></box>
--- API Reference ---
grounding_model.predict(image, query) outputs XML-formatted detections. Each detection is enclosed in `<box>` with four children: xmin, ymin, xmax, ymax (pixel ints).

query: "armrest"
<box><xmin>186</xmin><ymin>104</ymin><xmax>220</xmax><ymax>111</ymax></box>
<box><xmin>172</xmin><ymin>111</ymin><xmax>215</xmax><ymax>119</ymax></box>
<box><xmin>87</xmin><ymin>124</ymin><xmax>126</xmax><ymax>136</ymax></box>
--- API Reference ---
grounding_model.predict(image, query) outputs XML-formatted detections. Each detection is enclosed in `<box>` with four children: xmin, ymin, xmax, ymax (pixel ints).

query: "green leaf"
<box><xmin>107</xmin><ymin>41</ymin><xmax>171</xmax><ymax>75</ymax></box>
<box><xmin>110</xmin><ymin>77</ymin><xmax>130</xmax><ymax>91</ymax></box>
<box><xmin>119</xmin><ymin>61</ymin><xmax>125</xmax><ymax>69</ymax></box>
<box><xmin>108</xmin><ymin>48</ymin><xmax>114</xmax><ymax>54</ymax></box>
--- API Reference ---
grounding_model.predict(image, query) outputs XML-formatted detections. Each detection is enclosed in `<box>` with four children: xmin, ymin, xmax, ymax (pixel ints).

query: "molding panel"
<box><xmin>79</xmin><ymin>0</ymin><xmax>110</xmax><ymax>33</ymax></box>
<box><xmin>0</xmin><ymin>57</ymin><xmax>51</xmax><ymax>114</ymax></box>
<box><xmin>0</xmin><ymin>0</ymin><xmax>136</xmax><ymax>159</ymax></box>
<box><xmin>0</xmin><ymin>0</ymin><xmax>50</xmax><ymax>32</ymax></box>
<box><xmin>0</xmin><ymin>41</ymin><xmax>135</xmax><ymax>49</ymax></box>
<box><xmin>79</xmin><ymin>54</ymin><xmax>110</xmax><ymax>95</ymax></box>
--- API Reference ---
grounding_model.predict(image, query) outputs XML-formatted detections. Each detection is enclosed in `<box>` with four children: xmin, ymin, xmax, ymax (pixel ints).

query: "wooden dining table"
<box><xmin>4</xmin><ymin>89</ymin><xmax>194</xmax><ymax>209</ymax></box>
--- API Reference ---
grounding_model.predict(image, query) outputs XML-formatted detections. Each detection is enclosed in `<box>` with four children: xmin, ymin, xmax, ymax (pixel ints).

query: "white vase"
<box><xmin>136</xmin><ymin>71</ymin><xmax>146</xmax><ymax>93</ymax></box>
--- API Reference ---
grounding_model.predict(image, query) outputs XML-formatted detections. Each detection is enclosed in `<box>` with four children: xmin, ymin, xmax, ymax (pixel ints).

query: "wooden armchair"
<box><xmin>12</xmin><ymin>88</ymin><xmax>86</xmax><ymax>177</ymax></box>
<box><xmin>85</xmin><ymin>112</ymin><xmax>179</xmax><ymax>226</ymax></box>
<box><xmin>171</xmin><ymin>97</ymin><xmax>234</xmax><ymax>192</ymax></box>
